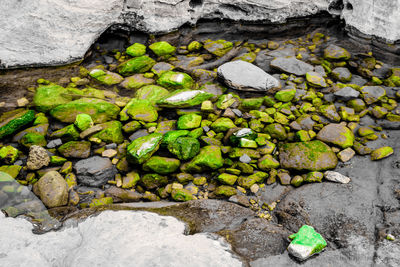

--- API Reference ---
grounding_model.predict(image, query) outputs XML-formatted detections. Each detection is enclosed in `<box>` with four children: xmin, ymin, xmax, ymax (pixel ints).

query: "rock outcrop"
<box><xmin>1</xmin><ymin>0</ymin><xmax>400</xmax><ymax>68</ymax></box>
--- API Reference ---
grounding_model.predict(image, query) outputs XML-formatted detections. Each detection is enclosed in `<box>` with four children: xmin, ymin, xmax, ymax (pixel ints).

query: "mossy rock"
<box><xmin>240</xmin><ymin>98</ymin><xmax>264</xmax><ymax>110</ymax></box>
<box><xmin>0</xmin><ymin>165</ymin><xmax>22</xmax><ymax>178</ymax></box>
<box><xmin>50</xmin><ymin>124</ymin><xmax>80</xmax><ymax>142</ymax></box>
<box><xmin>156</xmin><ymin>71</ymin><xmax>194</xmax><ymax>90</ymax></box>
<box><xmin>33</xmin><ymin>84</ymin><xmax>72</xmax><ymax>112</ymax></box>
<box><xmin>89</xmin><ymin>69</ymin><xmax>123</xmax><ymax>86</ymax></box>
<box><xmin>141</xmin><ymin>173</ymin><xmax>168</xmax><ymax>190</ymax></box>
<box><xmin>324</xmin><ymin>44</ymin><xmax>351</xmax><ymax>61</ymax></box>
<box><xmin>168</xmin><ymin>136</ymin><xmax>200</xmax><ymax>160</ymax></box>
<box><xmin>316</xmin><ymin>123</ymin><xmax>354</xmax><ymax>149</ymax></box>
<box><xmin>0</xmin><ymin>109</ymin><xmax>35</xmax><ymax>140</ymax></box>
<box><xmin>203</xmin><ymin>40</ymin><xmax>233</xmax><ymax>57</ymax></box>
<box><xmin>117</xmin><ymin>56</ymin><xmax>156</xmax><ymax>76</ymax></box>
<box><xmin>210</xmin><ymin>118</ymin><xmax>236</xmax><ymax>132</ymax></box>
<box><xmin>279</xmin><ymin>140</ymin><xmax>338</xmax><ymax>171</ymax></box>
<box><xmin>258</xmin><ymin>154</ymin><xmax>280</xmax><ymax>170</ymax></box>
<box><xmin>133</xmin><ymin>85</ymin><xmax>170</xmax><ymax>105</ymax></box>
<box><xmin>162</xmin><ymin>130</ymin><xmax>190</xmax><ymax>147</ymax></box>
<box><xmin>126</xmin><ymin>43</ymin><xmax>146</xmax><ymax>57</ymax></box>
<box><xmin>177</xmin><ymin>114</ymin><xmax>202</xmax><ymax>130</ymax></box>
<box><xmin>20</xmin><ymin>133</ymin><xmax>47</xmax><ymax>148</ymax></box>
<box><xmin>149</xmin><ymin>41</ymin><xmax>176</xmax><ymax>57</ymax></box>
<box><xmin>90</xmin><ymin>197</ymin><xmax>113</xmax><ymax>207</ymax></box>
<box><xmin>58</xmin><ymin>141</ymin><xmax>91</xmax><ymax>158</ymax></box>
<box><xmin>237</xmin><ymin>172</ymin><xmax>267</xmax><ymax>189</ymax></box>
<box><xmin>120</xmin><ymin>74</ymin><xmax>154</xmax><ymax>90</ymax></box>
<box><xmin>304</xmin><ymin>171</ymin><xmax>324</xmax><ymax>183</ymax></box>
<box><xmin>275</xmin><ymin>89</ymin><xmax>296</xmax><ymax>102</ymax></box>
<box><xmin>371</xmin><ymin>146</ymin><xmax>394</xmax><ymax>161</ymax></box>
<box><xmin>264</xmin><ymin>123</ymin><xmax>287</xmax><ymax>141</ymax></box>
<box><xmin>217</xmin><ymin>173</ymin><xmax>238</xmax><ymax>186</ymax></box>
<box><xmin>188</xmin><ymin>41</ymin><xmax>203</xmax><ymax>52</ymax></box>
<box><xmin>50</xmin><ymin>98</ymin><xmax>120</xmax><ymax>123</ymax></box>
<box><xmin>74</xmin><ymin>114</ymin><xmax>94</xmax><ymax>132</ymax></box>
<box><xmin>127</xmin><ymin>133</ymin><xmax>163</xmax><ymax>164</ymax></box>
<box><xmin>171</xmin><ymin>188</ymin><xmax>193</xmax><ymax>202</ymax></box>
<box><xmin>92</xmin><ymin>121</ymin><xmax>124</xmax><ymax>144</ymax></box>
<box><xmin>142</xmin><ymin>156</ymin><xmax>180</xmax><ymax>174</ymax></box>
<box><xmin>181</xmin><ymin>145</ymin><xmax>223</xmax><ymax>173</ymax></box>
<box><xmin>157</xmin><ymin>89</ymin><xmax>213</xmax><ymax>108</ymax></box>
<box><xmin>306</xmin><ymin>72</ymin><xmax>327</xmax><ymax>88</ymax></box>
<box><xmin>214</xmin><ymin>185</ymin><xmax>237</xmax><ymax>197</ymax></box>
<box><xmin>120</xmin><ymin>98</ymin><xmax>158</xmax><ymax>122</ymax></box>
<box><xmin>230</xmin><ymin>128</ymin><xmax>257</xmax><ymax>146</ymax></box>
<box><xmin>0</xmin><ymin>146</ymin><xmax>19</xmax><ymax>164</ymax></box>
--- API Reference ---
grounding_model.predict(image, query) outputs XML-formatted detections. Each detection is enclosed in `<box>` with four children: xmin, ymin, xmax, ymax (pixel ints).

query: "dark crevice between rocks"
<box><xmin>189</xmin><ymin>0</ymin><xmax>203</xmax><ymax>8</ymax></box>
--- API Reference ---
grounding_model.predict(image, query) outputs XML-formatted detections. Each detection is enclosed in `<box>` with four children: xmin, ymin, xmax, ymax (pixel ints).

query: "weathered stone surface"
<box><xmin>316</xmin><ymin>123</ymin><xmax>354</xmax><ymax>149</ymax></box>
<box><xmin>34</xmin><ymin>171</ymin><xmax>68</xmax><ymax>208</ymax></box>
<box><xmin>27</xmin><ymin>145</ymin><xmax>50</xmax><ymax>170</ymax></box>
<box><xmin>217</xmin><ymin>60</ymin><xmax>280</xmax><ymax>92</ymax></box>
<box><xmin>74</xmin><ymin>156</ymin><xmax>117</xmax><ymax>187</ymax></box>
<box><xmin>270</xmin><ymin>57</ymin><xmax>313</xmax><ymax>76</ymax></box>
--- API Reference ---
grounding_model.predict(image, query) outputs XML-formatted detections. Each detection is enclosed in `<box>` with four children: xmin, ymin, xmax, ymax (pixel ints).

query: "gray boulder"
<box><xmin>333</xmin><ymin>87</ymin><xmax>360</xmax><ymax>101</ymax></box>
<box><xmin>34</xmin><ymin>171</ymin><xmax>68</xmax><ymax>208</ymax></box>
<box><xmin>270</xmin><ymin>57</ymin><xmax>313</xmax><ymax>76</ymax></box>
<box><xmin>74</xmin><ymin>156</ymin><xmax>117</xmax><ymax>187</ymax></box>
<box><xmin>217</xmin><ymin>60</ymin><xmax>280</xmax><ymax>92</ymax></box>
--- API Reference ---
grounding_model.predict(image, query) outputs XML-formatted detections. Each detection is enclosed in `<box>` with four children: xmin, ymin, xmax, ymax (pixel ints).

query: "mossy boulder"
<box><xmin>258</xmin><ymin>154</ymin><xmax>280</xmax><ymax>170</ymax></box>
<box><xmin>275</xmin><ymin>89</ymin><xmax>296</xmax><ymax>102</ymax></box>
<box><xmin>33</xmin><ymin>85</ymin><xmax>72</xmax><ymax>112</ymax></box>
<box><xmin>217</xmin><ymin>173</ymin><xmax>238</xmax><ymax>186</ymax></box>
<box><xmin>120</xmin><ymin>74</ymin><xmax>154</xmax><ymax>90</ymax></box>
<box><xmin>149</xmin><ymin>41</ymin><xmax>176</xmax><ymax>57</ymax></box>
<box><xmin>20</xmin><ymin>133</ymin><xmax>47</xmax><ymax>148</ymax></box>
<box><xmin>92</xmin><ymin>121</ymin><xmax>124</xmax><ymax>144</ymax></box>
<box><xmin>157</xmin><ymin>89</ymin><xmax>213</xmax><ymax>108</ymax></box>
<box><xmin>157</xmin><ymin>71</ymin><xmax>194</xmax><ymax>90</ymax></box>
<box><xmin>316</xmin><ymin>123</ymin><xmax>354</xmax><ymax>149</ymax></box>
<box><xmin>89</xmin><ymin>69</ymin><xmax>123</xmax><ymax>85</ymax></box>
<box><xmin>34</xmin><ymin>171</ymin><xmax>68</xmax><ymax>208</ymax></box>
<box><xmin>127</xmin><ymin>133</ymin><xmax>163</xmax><ymax>164</ymax></box>
<box><xmin>324</xmin><ymin>44</ymin><xmax>351</xmax><ymax>61</ymax></box>
<box><xmin>279</xmin><ymin>140</ymin><xmax>338</xmax><ymax>171</ymax></box>
<box><xmin>168</xmin><ymin>137</ymin><xmax>200</xmax><ymax>160</ymax></box>
<box><xmin>143</xmin><ymin>156</ymin><xmax>180</xmax><ymax>174</ymax></box>
<box><xmin>58</xmin><ymin>141</ymin><xmax>91</xmax><ymax>158</ymax></box>
<box><xmin>306</xmin><ymin>72</ymin><xmax>327</xmax><ymax>88</ymax></box>
<box><xmin>0</xmin><ymin>109</ymin><xmax>35</xmax><ymax>139</ymax></box>
<box><xmin>304</xmin><ymin>171</ymin><xmax>324</xmax><ymax>183</ymax></box>
<box><xmin>360</xmin><ymin>86</ymin><xmax>386</xmax><ymax>105</ymax></box>
<box><xmin>371</xmin><ymin>146</ymin><xmax>394</xmax><ymax>161</ymax></box>
<box><xmin>141</xmin><ymin>173</ymin><xmax>168</xmax><ymax>189</ymax></box>
<box><xmin>120</xmin><ymin>98</ymin><xmax>158</xmax><ymax>122</ymax></box>
<box><xmin>210</xmin><ymin>118</ymin><xmax>236</xmax><ymax>132</ymax></box>
<box><xmin>171</xmin><ymin>189</ymin><xmax>193</xmax><ymax>202</ymax></box>
<box><xmin>319</xmin><ymin>104</ymin><xmax>341</xmax><ymax>122</ymax></box>
<box><xmin>188</xmin><ymin>41</ymin><xmax>203</xmax><ymax>52</ymax></box>
<box><xmin>134</xmin><ymin>85</ymin><xmax>170</xmax><ymax>105</ymax></box>
<box><xmin>50</xmin><ymin>124</ymin><xmax>80</xmax><ymax>142</ymax></box>
<box><xmin>264</xmin><ymin>123</ymin><xmax>287</xmax><ymax>141</ymax></box>
<box><xmin>126</xmin><ymin>43</ymin><xmax>146</xmax><ymax>57</ymax></box>
<box><xmin>237</xmin><ymin>172</ymin><xmax>267</xmax><ymax>189</ymax></box>
<box><xmin>204</xmin><ymin>40</ymin><xmax>233</xmax><ymax>57</ymax></box>
<box><xmin>240</xmin><ymin>98</ymin><xmax>264</xmax><ymax>110</ymax></box>
<box><xmin>74</xmin><ymin>114</ymin><xmax>94</xmax><ymax>132</ymax></box>
<box><xmin>117</xmin><ymin>56</ymin><xmax>156</xmax><ymax>76</ymax></box>
<box><xmin>214</xmin><ymin>185</ymin><xmax>237</xmax><ymax>197</ymax></box>
<box><xmin>181</xmin><ymin>145</ymin><xmax>223</xmax><ymax>172</ymax></box>
<box><xmin>162</xmin><ymin>130</ymin><xmax>189</xmax><ymax>147</ymax></box>
<box><xmin>0</xmin><ymin>146</ymin><xmax>19</xmax><ymax>164</ymax></box>
<box><xmin>50</xmin><ymin>98</ymin><xmax>120</xmax><ymax>123</ymax></box>
<box><xmin>177</xmin><ymin>114</ymin><xmax>202</xmax><ymax>130</ymax></box>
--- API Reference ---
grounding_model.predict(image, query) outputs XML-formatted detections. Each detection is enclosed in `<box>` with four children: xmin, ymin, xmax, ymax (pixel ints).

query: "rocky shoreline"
<box><xmin>1</xmin><ymin>28</ymin><xmax>400</xmax><ymax>265</ymax></box>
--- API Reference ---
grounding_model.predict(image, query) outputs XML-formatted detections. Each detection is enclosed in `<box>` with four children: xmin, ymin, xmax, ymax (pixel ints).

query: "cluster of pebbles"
<box><xmin>0</xmin><ymin>32</ymin><xmax>398</xmax><ymax>221</ymax></box>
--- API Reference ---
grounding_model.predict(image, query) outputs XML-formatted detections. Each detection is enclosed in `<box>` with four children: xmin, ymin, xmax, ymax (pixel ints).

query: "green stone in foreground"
<box><xmin>127</xmin><ymin>133</ymin><xmax>163</xmax><ymax>164</ymax></box>
<box><xmin>120</xmin><ymin>98</ymin><xmax>158</xmax><ymax>122</ymax></box>
<box><xmin>149</xmin><ymin>41</ymin><xmax>176</xmax><ymax>57</ymax></box>
<box><xmin>157</xmin><ymin>89</ymin><xmax>213</xmax><ymax>108</ymax></box>
<box><xmin>171</xmin><ymin>189</ymin><xmax>193</xmax><ymax>202</ymax></box>
<box><xmin>0</xmin><ymin>109</ymin><xmax>35</xmax><ymax>140</ymax></box>
<box><xmin>142</xmin><ymin>156</ymin><xmax>180</xmax><ymax>174</ymax></box>
<box><xmin>157</xmin><ymin>71</ymin><xmax>195</xmax><ymax>90</ymax></box>
<box><xmin>33</xmin><ymin>84</ymin><xmax>72</xmax><ymax>112</ymax></box>
<box><xmin>117</xmin><ymin>55</ymin><xmax>156</xmax><ymax>76</ymax></box>
<box><xmin>168</xmin><ymin>137</ymin><xmax>200</xmax><ymax>160</ymax></box>
<box><xmin>288</xmin><ymin>225</ymin><xmax>327</xmax><ymax>261</ymax></box>
<box><xmin>371</xmin><ymin>146</ymin><xmax>394</xmax><ymax>161</ymax></box>
<box><xmin>177</xmin><ymin>114</ymin><xmax>202</xmax><ymax>130</ymax></box>
<box><xmin>126</xmin><ymin>43</ymin><xmax>146</xmax><ymax>57</ymax></box>
<box><xmin>181</xmin><ymin>145</ymin><xmax>223</xmax><ymax>173</ymax></box>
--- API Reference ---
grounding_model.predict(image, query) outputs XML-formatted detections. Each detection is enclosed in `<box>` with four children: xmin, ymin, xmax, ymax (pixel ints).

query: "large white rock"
<box><xmin>0</xmin><ymin>0</ymin><xmax>399</xmax><ymax>68</ymax></box>
<box><xmin>218</xmin><ymin>60</ymin><xmax>280</xmax><ymax>91</ymax></box>
<box><xmin>0</xmin><ymin>210</ymin><xmax>242</xmax><ymax>266</ymax></box>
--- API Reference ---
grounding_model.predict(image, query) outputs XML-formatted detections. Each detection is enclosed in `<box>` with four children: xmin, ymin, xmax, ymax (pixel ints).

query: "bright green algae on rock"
<box><xmin>157</xmin><ymin>71</ymin><xmax>194</xmax><ymax>90</ymax></box>
<box><xmin>210</xmin><ymin>118</ymin><xmax>236</xmax><ymax>132</ymax></box>
<box><xmin>258</xmin><ymin>154</ymin><xmax>280</xmax><ymax>170</ymax></box>
<box><xmin>50</xmin><ymin>98</ymin><xmax>120</xmax><ymax>123</ymax></box>
<box><xmin>92</xmin><ymin>121</ymin><xmax>124</xmax><ymax>144</ymax></box>
<box><xmin>177</xmin><ymin>114</ymin><xmax>202</xmax><ymax>129</ymax></box>
<box><xmin>58</xmin><ymin>141</ymin><xmax>91</xmax><ymax>158</ymax></box>
<box><xmin>171</xmin><ymin>189</ymin><xmax>193</xmax><ymax>202</ymax></box>
<box><xmin>50</xmin><ymin>124</ymin><xmax>80</xmax><ymax>141</ymax></box>
<box><xmin>168</xmin><ymin>137</ymin><xmax>200</xmax><ymax>160</ymax></box>
<box><xmin>134</xmin><ymin>85</ymin><xmax>169</xmax><ymax>105</ymax></box>
<box><xmin>33</xmin><ymin>84</ymin><xmax>72</xmax><ymax>112</ymax></box>
<box><xmin>316</xmin><ymin>123</ymin><xmax>354</xmax><ymax>149</ymax></box>
<box><xmin>371</xmin><ymin>146</ymin><xmax>394</xmax><ymax>161</ymax></box>
<box><xmin>149</xmin><ymin>41</ymin><xmax>176</xmax><ymax>57</ymax></box>
<box><xmin>0</xmin><ymin>146</ymin><xmax>19</xmax><ymax>164</ymax></box>
<box><xmin>74</xmin><ymin>114</ymin><xmax>94</xmax><ymax>131</ymax></box>
<box><xmin>120</xmin><ymin>98</ymin><xmax>158</xmax><ymax>122</ymax></box>
<box><xmin>20</xmin><ymin>133</ymin><xmax>47</xmax><ymax>148</ymax></box>
<box><xmin>142</xmin><ymin>156</ymin><xmax>180</xmax><ymax>174</ymax></box>
<box><xmin>127</xmin><ymin>133</ymin><xmax>163</xmax><ymax>164</ymax></box>
<box><xmin>203</xmin><ymin>39</ymin><xmax>233</xmax><ymax>57</ymax></box>
<box><xmin>141</xmin><ymin>173</ymin><xmax>168</xmax><ymax>189</ymax></box>
<box><xmin>275</xmin><ymin>89</ymin><xmax>296</xmax><ymax>102</ymax></box>
<box><xmin>0</xmin><ymin>109</ymin><xmax>35</xmax><ymax>140</ymax></box>
<box><xmin>126</xmin><ymin>43</ymin><xmax>146</xmax><ymax>57</ymax></box>
<box><xmin>117</xmin><ymin>55</ymin><xmax>156</xmax><ymax>76</ymax></box>
<box><xmin>89</xmin><ymin>69</ymin><xmax>123</xmax><ymax>85</ymax></box>
<box><xmin>214</xmin><ymin>185</ymin><xmax>237</xmax><ymax>197</ymax></box>
<box><xmin>288</xmin><ymin>225</ymin><xmax>327</xmax><ymax>261</ymax></box>
<box><xmin>279</xmin><ymin>140</ymin><xmax>338</xmax><ymax>171</ymax></box>
<box><xmin>162</xmin><ymin>130</ymin><xmax>189</xmax><ymax>147</ymax></box>
<box><xmin>181</xmin><ymin>145</ymin><xmax>223</xmax><ymax>173</ymax></box>
<box><xmin>157</xmin><ymin>89</ymin><xmax>213</xmax><ymax>108</ymax></box>
<box><xmin>217</xmin><ymin>173</ymin><xmax>238</xmax><ymax>186</ymax></box>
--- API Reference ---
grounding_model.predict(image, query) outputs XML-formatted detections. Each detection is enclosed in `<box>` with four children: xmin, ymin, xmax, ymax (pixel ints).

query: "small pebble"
<box><xmin>239</xmin><ymin>154</ymin><xmax>251</xmax><ymax>163</ymax></box>
<box><xmin>47</xmin><ymin>139</ymin><xmax>63</xmax><ymax>148</ymax></box>
<box><xmin>250</xmin><ymin>184</ymin><xmax>259</xmax><ymax>194</ymax></box>
<box><xmin>102</xmin><ymin>149</ymin><xmax>117</xmax><ymax>158</ymax></box>
<box><xmin>324</xmin><ymin>171</ymin><xmax>351</xmax><ymax>184</ymax></box>
<box><xmin>17</xmin><ymin>97</ymin><xmax>29</xmax><ymax>107</ymax></box>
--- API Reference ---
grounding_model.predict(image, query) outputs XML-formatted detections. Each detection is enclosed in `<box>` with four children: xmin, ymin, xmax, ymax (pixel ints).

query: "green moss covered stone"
<box><xmin>58</xmin><ymin>141</ymin><xmax>91</xmax><ymax>158</ymax></box>
<box><xmin>89</xmin><ymin>69</ymin><xmax>123</xmax><ymax>85</ymax></box>
<box><xmin>275</xmin><ymin>89</ymin><xmax>296</xmax><ymax>102</ymax></box>
<box><xmin>134</xmin><ymin>85</ymin><xmax>170</xmax><ymax>105</ymax></box>
<box><xmin>0</xmin><ymin>109</ymin><xmax>35</xmax><ymax>139</ymax></box>
<box><xmin>157</xmin><ymin>71</ymin><xmax>195</xmax><ymax>90</ymax></box>
<box><xmin>171</xmin><ymin>189</ymin><xmax>193</xmax><ymax>202</ymax></box>
<box><xmin>0</xmin><ymin>146</ymin><xmax>19</xmax><ymax>164</ymax></box>
<box><xmin>210</xmin><ymin>118</ymin><xmax>236</xmax><ymax>132</ymax></box>
<box><xmin>177</xmin><ymin>114</ymin><xmax>202</xmax><ymax>130</ymax></box>
<box><xmin>92</xmin><ymin>121</ymin><xmax>124</xmax><ymax>144</ymax></box>
<box><xmin>316</xmin><ymin>123</ymin><xmax>354</xmax><ymax>149</ymax></box>
<box><xmin>157</xmin><ymin>89</ymin><xmax>213</xmax><ymax>108</ymax></box>
<box><xmin>203</xmin><ymin>40</ymin><xmax>233</xmax><ymax>57</ymax></box>
<box><xmin>117</xmin><ymin>56</ymin><xmax>156</xmax><ymax>76</ymax></box>
<box><xmin>149</xmin><ymin>41</ymin><xmax>176</xmax><ymax>57</ymax></box>
<box><xmin>143</xmin><ymin>156</ymin><xmax>180</xmax><ymax>174</ymax></box>
<box><xmin>288</xmin><ymin>225</ymin><xmax>327</xmax><ymax>261</ymax></box>
<box><xmin>126</xmin><ymin>43</ymin><xmax>146</xmax><ymax>57</ymax></box>
<box><xmin>182</xmin><ymin>145</ymin><xmax>223</xmax><ymax>173</ymax></box>
<box><xmin>127</xmin><ymin>133</ymin><xmax>163</xmax><ymax>164</ymax></box>
<box><xmin>33</xmin><ymin>85</ymin><xmax>72</xmax><ymax>112</ymax></box>
<box><xmin>74</xmin><ymin>114</ymin><xmax>94</xmax><ymax>132</ymax></box>
<box><xmin>258</xmin><ymin>154</ymin><xmax>280</xmax><ymax>170</ymax></box>
<box><xmin>141</xmin><ymin>173</ymin><xmax>168</xmax><ymax>189</ymax></box>
<box><xmin>371</xmin><ymin>146</ymin><xmax>394</xmax><ymax>161</ymax></box>
<box><xmin>120</xmin><ymin>98</ymin><xmax>158</xmax><ymax>122</ymax></box>
<box><xmin>168</xmin><ymin>136</ymin><xmax>200</xmax><ymax>160</ymax></box>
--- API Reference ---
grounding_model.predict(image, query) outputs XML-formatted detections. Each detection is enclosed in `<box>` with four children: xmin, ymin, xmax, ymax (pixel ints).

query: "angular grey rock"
<box><xmin>47</xmin><ymin>139</ymin><xmax>63</xmax><ymax>149</ymax></box>
<box><xmin>361</xmin><ymin>86</ymin><xmax>386</xmax><ymax>104</ymax></box>
<box><xmin>332</xmin><ymin>67</ymin><xmax>352</xmax><ymax>82</ymax></box>
<box><xmin>217</xmin><ymin>60</ymin><xmax>280</xmax><ymax>92</ymax></box>
<box><xmin>27</xmin><ymin>145</ymin><xmax>50</xmax><ymax>170</ymax></box>
<box><xmin>239</xmin><ymin>154</ymin><xmax>252</xmax><ymax>163</ymax></box>
<box><xmin>74</xmin><ymin>156</ymin><xmax>117</xmax><ymax>187</ymax></box>
<box><xmin>334</xmin><ymin>87</ymin><xmax>360</xmax><ymax>101</ymax></box>
<box><xmin>270</xmin><ymin>57</ymin><xmax>313</xmax><ymax>76</ymax></box>
<box><xmin>324</xmin><ymin>171</ymin><xmax>351</xmax><ymax>184</ymax></box>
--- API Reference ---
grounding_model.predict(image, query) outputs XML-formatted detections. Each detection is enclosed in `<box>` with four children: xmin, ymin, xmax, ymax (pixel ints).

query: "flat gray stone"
<box><xmin>74</xmin><ymin>156</ymin><xmax>117</xmax><ymax>187</ymax></box>
<box><xmin>270</xmin><ymin>57</ymin><xmax>313</xmax><ymax>76</ymax></box>
<box><xmin>334</xmin><ymin>87</ymin><xmax>360</xmax><ymax>101</ymax></box>
<box><xmin>217</xmin><ymin>60</ymin><xmax>280</xmax><ymax>92</ymax></box>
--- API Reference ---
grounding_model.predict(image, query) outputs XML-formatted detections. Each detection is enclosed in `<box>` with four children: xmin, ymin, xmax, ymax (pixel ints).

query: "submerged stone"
<box><xmin>50</xmin><ymin>98</ymin><xmax>120</xmax><ymax>123</ymax></box>
<box><xmin>127</xmin><ymin>133</ymin><xmax>163</xmax><ymax>164</ymax></box>
<box><xmin>157</xmin><ymin>89</ymin><xmax>213</xmax><ymax>108</ymax></box>
<box><xmin>217</xmin><ymin>60</ymin><xmax>280</xmax><ymax>92</ymax></box>
<box><xmin>279</xmin><ymin>140</ymin><xmax>338</xmax><ymax>171</ymax></box>
<box><xmin>288</xmin><ymin>225</ymin><xmax>327</xmax><ymax>261</ymax></box>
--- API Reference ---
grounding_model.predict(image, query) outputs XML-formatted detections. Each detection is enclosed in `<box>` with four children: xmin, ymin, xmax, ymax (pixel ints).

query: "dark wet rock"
<box><xmin>33</xmin><ymin>171</ymin><xmax>68</xmax><ymax>208</ymax></box>
<box><xmin>279</xmin><ymin>140</ymin><xmax>338</xmax><ymax>171</ymax></box>
<box><xmin>74</xmin><ymin>156</ymin><xmax>117</xmax><ymax>187</ymax></box>
<box><xmin>270</xmin><ymin>57</ymin><xmax>313</xmax><ymax>76</ymax></box>
<box><xmin>105</xmin><ymin>186</ymin><xmax>142</xmax><ymax>202</ymax></box>
<box><xmin>217</xmin><ymin>60</ymin><xmax>280</xmax><ymax>92</ymax></box>
<box><xmin>333</xmin><ymin>87</ymin><xmax>360</xmax><ymax>101</ymax></box>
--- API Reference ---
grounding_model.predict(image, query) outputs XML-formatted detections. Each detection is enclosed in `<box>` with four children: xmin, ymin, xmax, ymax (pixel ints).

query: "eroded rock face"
<box><xmin>1</xmin><ymin>0</ymin><xmax>400</xmax><ymax>68</ymax></box>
